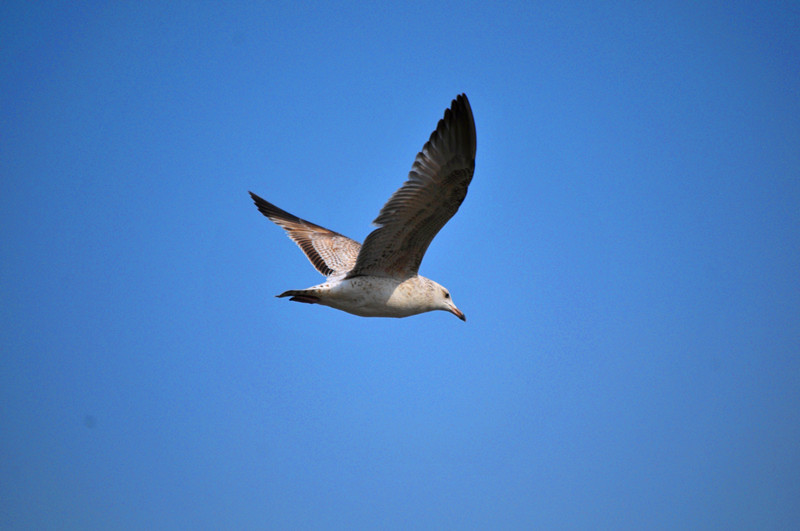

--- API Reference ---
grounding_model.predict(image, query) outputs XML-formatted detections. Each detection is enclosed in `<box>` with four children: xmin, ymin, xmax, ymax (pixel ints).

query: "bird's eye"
<box><xmin>444</xmin><ymin>292</ymin><xmax>450</xmax><ymax>299</ymax></box>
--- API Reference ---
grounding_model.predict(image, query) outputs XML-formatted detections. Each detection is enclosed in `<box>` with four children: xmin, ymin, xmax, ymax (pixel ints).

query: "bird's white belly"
<box><xmin>320</xmin><ymin>276</ymin><xmax>428</xmax><ymax>318</ymax></box>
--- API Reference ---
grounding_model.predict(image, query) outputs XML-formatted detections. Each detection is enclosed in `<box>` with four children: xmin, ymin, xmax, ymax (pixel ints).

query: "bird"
<box><xmin>249</xmin><ymin>93</ymin><xmax>476</xmax><ymax>321</ymax></box>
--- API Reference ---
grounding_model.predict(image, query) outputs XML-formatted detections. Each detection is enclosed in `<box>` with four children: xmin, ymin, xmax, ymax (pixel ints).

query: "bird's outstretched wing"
<box><xmin>346</xmin><ymin>94</ymin><xmax>476</xmax><ymax>279</ymax></box>
<box><xmin>249</xmin><ymin>192</ymin><xmax>361</xmax><ymax>277</ymax></box>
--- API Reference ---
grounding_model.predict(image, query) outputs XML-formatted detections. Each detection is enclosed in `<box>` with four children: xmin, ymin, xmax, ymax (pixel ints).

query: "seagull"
<box><xmin>249</xmin><ymin>93</ymin><xmax>476</xmax><ymax>321</ymax></box>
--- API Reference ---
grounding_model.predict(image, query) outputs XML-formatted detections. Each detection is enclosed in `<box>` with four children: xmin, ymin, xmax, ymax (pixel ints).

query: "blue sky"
<box><xmin>2</xmin><ymin>1</ymin><xmax>799</xmax><ymax>529</ymax></box>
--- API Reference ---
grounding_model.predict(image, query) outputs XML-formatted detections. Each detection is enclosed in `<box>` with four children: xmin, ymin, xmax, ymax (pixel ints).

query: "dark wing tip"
<box><xmin>445</xmin><ymin>93</ymin><xmax>477</xmax><ymax>158</ymax></box>
<box><xmin>413</xmin><ymin>94</ymin><xmax>476</xmax><ymax>181</ymax></box>
<box><xmin>248</xmin><ymin>190</ymin><xmax>273</xmax><ymax>217</ymax></box>
<box><xmin>248</xmin><ymin>190</ymin><xmax>303</xmax><ymax>224</ymax></box>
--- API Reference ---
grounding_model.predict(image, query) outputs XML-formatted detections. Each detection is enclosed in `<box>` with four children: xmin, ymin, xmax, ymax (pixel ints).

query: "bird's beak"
<box><xmin>449</xmin><ymin>305</ymin><xmax>466</xmax><ymax>322</ymax></box>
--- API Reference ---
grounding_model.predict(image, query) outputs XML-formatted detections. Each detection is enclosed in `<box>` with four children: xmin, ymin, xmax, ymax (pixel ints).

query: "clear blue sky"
<box><xmin>2</xmin><ymin>2</ymin><xmax>799</xmax><ymax>529</ymax></box>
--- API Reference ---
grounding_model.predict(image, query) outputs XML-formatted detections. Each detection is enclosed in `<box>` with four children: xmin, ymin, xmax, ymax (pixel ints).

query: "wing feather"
<box><xmin>347</xmin><ymin>94</ymin><xmax>476</xmax><ymax>278</ymax></box>
<box><xmin>249</xmin><ymin>191</ymin><xmax>360</xmax><ymax>277</ymax></box>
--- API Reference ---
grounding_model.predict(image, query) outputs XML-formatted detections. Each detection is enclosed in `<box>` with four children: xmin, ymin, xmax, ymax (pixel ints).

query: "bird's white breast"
<box><xmin>318</xmin><ymin>276</ymin><xmax>433</xmax><ymax>318</ymax></box>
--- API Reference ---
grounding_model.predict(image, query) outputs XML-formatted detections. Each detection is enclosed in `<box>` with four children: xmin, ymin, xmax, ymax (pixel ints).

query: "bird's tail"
<box><xmin>276</xmin><ymin>290</ymin><xmax>320</xmax><ymax>304</ymax></box>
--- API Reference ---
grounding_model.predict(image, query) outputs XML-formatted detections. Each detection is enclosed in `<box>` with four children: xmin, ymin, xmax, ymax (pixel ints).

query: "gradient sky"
<box><xmin>2</xmin><ymin>2</ymin><xmax>799</xmax><ymax>529</ymax></box>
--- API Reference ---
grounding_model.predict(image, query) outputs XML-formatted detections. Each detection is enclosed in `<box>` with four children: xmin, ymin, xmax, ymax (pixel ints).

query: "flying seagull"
<box><xmin>249</xmin><ymin>93</ymin><xmax>476</xmax><ymax>321</ymax></box>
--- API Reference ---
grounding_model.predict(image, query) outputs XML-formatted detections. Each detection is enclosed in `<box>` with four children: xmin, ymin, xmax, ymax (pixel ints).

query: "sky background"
<box><xmin>2</xmin><ymin>2</ymin><xmax>799</xmax><ymax>529</ymax></box>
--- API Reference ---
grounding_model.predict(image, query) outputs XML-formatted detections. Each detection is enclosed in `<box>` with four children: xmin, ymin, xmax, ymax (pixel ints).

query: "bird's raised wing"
<box><xmin>249</xmin><ymin>191</ymin><xmax>361</xmax><ymax>277</ymax></box>
<box><xmin>346</xmin><ymin>94</ymin><xmax>476</xmax><ymax>279</ymax></box>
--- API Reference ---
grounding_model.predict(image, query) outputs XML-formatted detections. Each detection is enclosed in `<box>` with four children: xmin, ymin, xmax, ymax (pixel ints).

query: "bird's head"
<box><xmin>432</xmin><ymin>283</ymin><xmax>466</xmax><ymax>322</ymax></box>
